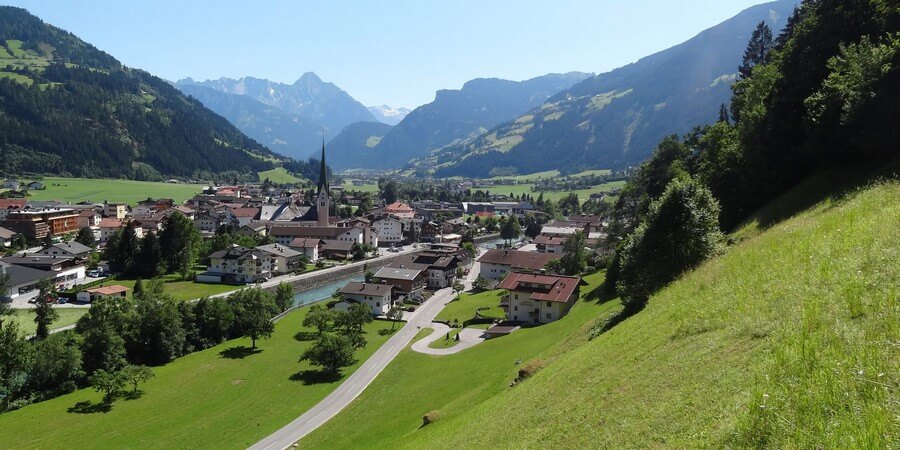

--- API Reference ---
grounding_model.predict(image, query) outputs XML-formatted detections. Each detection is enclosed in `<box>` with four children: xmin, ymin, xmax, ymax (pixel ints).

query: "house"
<box><xmin>236</xmin><ymin>224</ymin><xmax>267</xmax><ymax>238</ymax></box>
<box><xmin>269</xmin><ymin>226</ymin><xmax>363</xmax><ymax>246</ymax></box>
<box><xmin>373</xmin><ymin>267</ymin><xmax>425</xmax><ymax>301</ymax></box>
<box><xmin>476</xmin><ymin>249</ymin><xmax>559</xmax><ymax>280</ymax></box>
<box><xmin>461</xmin><ymin>202</ymin><xmax>495</xmax><ymax>215</ymax></box>
<box><xmin>0</xmin><ymin>261</ymin><xmax>54</xmax><ymax>299</ymax></box>
<box><xmin>513</xmin><ymin>201</ymin><xmax>535</xmax><ymax>215</ymax></box>
<box><xmin>172</xmin><ymin>205</ymin><xmax>195</xmax><ymax>220</ymax></box>
<box><xmin>97</xmin><ymin>218</ymin><xmax>144</xmax><ymax>244</ymax></box>
<box><xmin>499</xmin><ymin>272</ymin><xmax>581</xmax><ymax>324</ymax></box>
<box><xmin>26</xmin><ymin>181</ymin><xmax>45</xmax><ymax>191</ymax></box>
<box><xmin>255</xmin><ymin>243</ymin><xmax>303</xmax><ymax>274</ymax></box>
<box><xmin>38</xmin><ymin>241</ymin><xmax>92</xmax><ymax>260</ymax></box>
<box><xmin>226</xmin><ymin>207</ymin><xmax>260</xmax><ymax>228</ymax></box>
<box><xmin>338</xmin><ymin>217</ymin><xmax>378</xmax><ymax>247</ymax></box>
<box><xmin>288</xmin><ymin>237</ymin><xmax>322</xmax><ymax>261</ymax></box>
<box><xmin>193</xmin><ymin>212</ymin><xmax>221</xmax><ymax>233</ymax></box>
<box><xmin>0</xmin><ymin>226</ymin><xmax>18</xmax><ymax>248</ymax></box>
<box><xmin>198</xmin><ymin>245</ymin><xmax>274</xmax><ymax>284</ymax></box>
<box><xmin>76</xmin><ymin>209</ymin><xmax>102</xmax><ymax>229</ymax></box>
<box><xmin>76</xmin><ymin>285</ymin><xmax>129</xmax><ymax>303</ymax></box>
<box><xmin>338</xmin><ymin>282</ymin><xmax>394</xmax><ymax>315</ymax></box>
<box><xmin>533</xmin><ymin>234</ymin><xmax>567</xmax><ymax>254</ymax></box>
<box><xmin>2</xmin><ymin>179</ymin><xmax>20</xmax><ymax>190</ymax></box>
<box><xmin>373</xmin><ymin>216</ymin><xmax>404</xmax><ymax>245</ymax></box>
<box><xmin>0</xmin><ymin>208</ymin><xmax>80</xmax><ymax>241</ymax></box>
<box><xmin>0</xmin><ymin>199</ymin><xmax>27</xmax><ymax>219</ymax></box>
<box><xmin>320</xmin><ymin>239</ymin><xmax>353</xmax><ymax>260</ymax></box>
<box><xmin>388</xmin><ymin>252</ymin><xmax>461</xmax><ymax>289</ymax></box>
<box><xmin>382</xmin><ymin>201</ymin><xmax>416</xmax><ymax>219</ymax></box>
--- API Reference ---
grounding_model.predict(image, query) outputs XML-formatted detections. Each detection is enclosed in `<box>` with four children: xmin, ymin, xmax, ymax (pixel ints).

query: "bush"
<box><xmin>517</xmin><ymin>359</ymin><xmax>545</xmax><ymax>381</ymax></box>
<box><xmin>422</xmin><ymin>410</ymin><xmax>442</xmax><ymax>426</ymax></box>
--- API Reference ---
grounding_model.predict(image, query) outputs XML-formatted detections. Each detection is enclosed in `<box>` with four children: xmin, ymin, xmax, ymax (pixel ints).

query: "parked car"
<box><xmin>87</xmin><ymin>270</ymin><xmax>101</xmax><ymax>278</ymax></box>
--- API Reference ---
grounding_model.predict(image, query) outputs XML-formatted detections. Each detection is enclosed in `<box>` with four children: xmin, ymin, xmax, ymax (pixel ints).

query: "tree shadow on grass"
<box><xmin>68</xmin><ymin>399</ymin><xmax>112</xmax><ymax>414</ymax></box>
<box><xmin>289</xmin><ymin>369</ymin><xmax>342</xmax><ymax>385</ymax></box>
<box><xmin>219</xmin><ymin>345</ymin><xmax>262</xmax><ymax>359</ymax></box>
<box><xmin>122</xmin><ymin>390</ymin><xmax>145</xmax><ymax>401</ymax></box>
<box><xmin>584</xmin><ymin>282</ymin><xmax>617</xmax><ymax>305</ymax></box>
<box><xmin>294</xmin><ymin>331</ymin><xmax>318</xmax><ymax>342</ymax></box>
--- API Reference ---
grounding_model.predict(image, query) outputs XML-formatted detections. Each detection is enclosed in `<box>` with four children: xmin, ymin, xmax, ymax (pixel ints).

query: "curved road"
<box><xmin>249</xmin><ymin>259</ymin><xmax>481</xmax><ymax>450</ymax></box>
<box><xmin>410</xmin><ymin>322</ymin><xmax>486</xmax><ymax>355</ymax></box>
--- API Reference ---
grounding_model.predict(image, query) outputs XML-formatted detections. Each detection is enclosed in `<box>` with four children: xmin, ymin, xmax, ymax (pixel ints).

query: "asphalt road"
<box><xmin>248</xmin><ymin>258</ymin><xmax>481</xmax><ymax>450</ymax></box>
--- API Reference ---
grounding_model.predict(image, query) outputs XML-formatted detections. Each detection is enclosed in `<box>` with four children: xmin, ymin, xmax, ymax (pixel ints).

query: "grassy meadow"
<box><xmin>381</xmin><ymin>180</ymin><xmax>899</xmax><ymax>449</ymax></box>
<box><xmin>10</xmin><ymin>308</ymin><xmax>87</xmax><ymax>337</ymax></box>
<box><xmin>22</xmin><ymin>177</ymin><xmax>205</xmax><ymax>205</ymax></box>
<box><xmin>0</xmin><ymin>306</ymin><xmax>398</xmax><ymax>449</ymax></box>
<box><xmin>434</xmin><ymin>289</ymin><xmax>505</xmax><ymax>325</ymax></box>
<box><xmin>258</xmin><ymin>167</ymin><xmax>305</xmax><ymax>184</ymax></box>
<box><xmin>99</xmin><ymin>274</ymin><xmax>238</xmax><ymax>302</ymax></box>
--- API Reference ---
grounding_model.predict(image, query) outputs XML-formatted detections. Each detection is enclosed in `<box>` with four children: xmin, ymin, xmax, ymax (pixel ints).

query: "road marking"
<box><xmin>312</xmin><ymin>410</ymin><xmax>324</xmax><ymax>419</ymax></box>
<box><xmin>348</xmin><ymin>383</ymin><xmax>357</xmax><ymax>390</ymax></box>
<box><xmin>261</xmin><ymin>441</ymin><xmax>278</xmax><ymax>450</ymax></box>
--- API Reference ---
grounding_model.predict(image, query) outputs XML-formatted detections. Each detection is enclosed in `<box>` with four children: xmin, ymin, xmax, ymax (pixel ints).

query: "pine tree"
<box><xmin>718</xmin><ymin>103</ymin><xmax>730</xmax><ymax>124</ymax></box>
<box><xmin>738</xmin><ymin>21</ymin><xmax>774</xmax><ymax>79</ymax></box>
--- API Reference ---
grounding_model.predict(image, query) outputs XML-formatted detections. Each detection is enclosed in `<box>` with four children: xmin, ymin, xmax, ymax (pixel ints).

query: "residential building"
<box><xmin>288</xmin><ymin>237</ymin><xmax>322</xmax><ymax>261</ymax></box>
<box><xmin>320</xmin><ymin>240</ymin><xmax>353</xmax><ymax>260</ymax></box>
<box><xmin>476</xmin><ymin>249</ymin><xmax>559</xmax><ymax>280</ymax></box>
<box><xmin>103</xmin><ymin>201</ymin><xmax>129</xmax><ymax>219</ymax></box>
<box><xmin>499</xmin><ymin>272</ymin><xmax>581</xmax><ymax>324</ymax></box>
<box><xmin>76</xmin><ymin>209</ymin><xmax>102</xmax><ymax>229</ymax></box>
<box><xmin>0</xmin><ymin>255</ymin><xmax>85</xmax><ymax>288</ymax></box>
<box><xmin>0</xmin><ymin>226</ymin><xmax>17</xmax><ymax>248</ymax></box>
<box><xmin>373</xmin><ymin>267</ymin><xmax>425</xmax><ymax>301</ymax></box>
<box><xmin>270</xmin><ymin>226</ymin><xmax>363</xmax><ymax>246</ymax></box>
<box><xmin>338</xmin><ymin>282</ymin><xmax>393</xmax><ymax>315</ymax></box>
<box><xmin>226</xmin><ymin>207</ymin><xmax>260</xmax><ymax>228</ymax></box>
<box><xmin>193</xmin><ymin>212</ymin><xmax>220</xmax><ymax>233</ymax></box>
<box><xmin>199</xmin><ymin>245</ymin><xmax>274</xmax><ymax>284</ymax></box>
<box><xmin>76</xmin><ymin>285</ymin><xmax>129</xmax><ymax>303</ymax></box>
<box><xmin>533</xmin><ymin>235</ymin><xmax>567</xmax><ymax>254</ymax></box>
<box><xmin>97</xmin><ymin>218</ymin><xmax>144</xmax><ymax>244</ymax></box>
<box><xmin>0</xmin><ymin>199</ymin><xmax>26</xmax><ymax>219</ymax></box>
<box><xmin>255</xmin><ymin>243</ymin><xmax>303</xmax><ymax>274</ymax></box>
<box><xmin>0</xmin><ymin>261</ymin><xmax>53</xmax><ymax>300</ymax></box>
<box><xmin>388</xmin><ymin>252</ymin><xmax>461</xmax><ymax>289</ymax></box>
<box><xmin>37</xmin><ymin>241</ymin><xmax>92</xmax><ymax>260</ymax></box>
<box><xmin>373</xmin><ymin>216</ymin><xmax>403</xmax><ymax>244</ymax></box>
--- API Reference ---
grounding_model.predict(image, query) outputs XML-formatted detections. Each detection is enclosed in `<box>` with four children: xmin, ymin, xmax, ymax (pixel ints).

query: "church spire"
<box><xmin>317</xmin><ymin>137</ymin><xmax>328</xmax><ymax>196</ymax></box>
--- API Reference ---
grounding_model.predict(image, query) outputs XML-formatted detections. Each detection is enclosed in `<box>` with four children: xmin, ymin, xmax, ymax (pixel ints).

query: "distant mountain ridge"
<box><xmin>429</xmin><ymin>0</ymin><xmax>799</xmax><ymax>178</ymax></box>
<box><xmin>0</xmin><ymin>6</ymin><xmax>315</xmax><ymax>181</ymax></box>
<box><xmin>176</xmin><ymin>74</ymin><xmax>377</xmax><ymax>137</ymax></box>
<box><xmin>328</xmin><ymin>71</ymin><xmax>592</xmax><ymax>170</ymax></box>
<box><xmin>368</xmin><ymin>105</ymin><xmax>410</xmax><ymax>125</ymax></box>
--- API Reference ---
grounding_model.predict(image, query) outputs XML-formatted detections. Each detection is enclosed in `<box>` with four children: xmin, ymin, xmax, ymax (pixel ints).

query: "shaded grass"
<box><xmin>434</xmin><ymin>289</ymin><xmax>504</xmax><ymax>325</ymax></box>
<box><xmin>100</xmin><ymin>274</ymin><xmax>237</xmax><ymax>301</ymax></box>
<box><xmin>0</xmin><ymin>306</ymin><xmax>396</xmax><ymax>449</ymax></box>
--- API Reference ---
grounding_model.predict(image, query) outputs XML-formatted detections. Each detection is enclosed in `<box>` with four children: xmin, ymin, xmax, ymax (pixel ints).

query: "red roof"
<box><xmin>86</xmin><ymin>285</ymin><xmax>129</xmax><ymax>295</ymax></box>
<box><xmin>230</xmin><ymin>207</ymin><xmax>260</xmax><ymax>218</ymax></box>
<box><xmin>98</xmin><ymin>218</ymin><xmax>124</xmax><ymax>228</ymax></box>
<box><xmin>498</xmin><ymin>272</ymin><xmax>580</xmax><ymax>303</ymax></box>
<box><xmin>475</xmin><ymin>211</ymin><xmax>495</xmax><ymax>218</ymax></box>
<box><xmin>289</xmin><ymin>237</ymin><xmax>322</xmax><ymax>248</ymax></box>
<box><xmin>477</xmin><ymin>249</ymin><xmax>558</xmax><ymax>271</ymax></box>
<box><xmin>0</xmin><ymin>199</ymin><xmax>26</xmax><ymax>210</ymax></box>
<box><xmin>384</xmin><ymin>202</ymin><xmax>413</xmax><ymax>212</ymax></box>
<box><xmin>533</xmin><ymin>235</ymin><xmax>567</xmax><ymax>246</ymax></box>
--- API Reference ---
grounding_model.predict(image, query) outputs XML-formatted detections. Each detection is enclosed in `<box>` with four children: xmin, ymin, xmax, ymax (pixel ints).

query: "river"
<box><xmin>290</xmin><ymin>275</ymin><xmax>364</xmax><ymax>308</ymax></box>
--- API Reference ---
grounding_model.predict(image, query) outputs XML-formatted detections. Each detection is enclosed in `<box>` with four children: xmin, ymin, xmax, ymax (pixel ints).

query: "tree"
<box><xmin>132</xmin><ymin>292</ymin><xmax>186</xmax><ymax>365</ymax></box>
<box><xmin>738</xmin><ymin>21</ymin><xmax>773</xmax><ymax>79</ymax></box>
<box><xmin>350</xmin><ymin>243</ymin><xmax>367</xmax><ymax>261</ymax></box>
<box><xmin>133</xmin><ymin>278</ymin><xmax>145</xmax><ymax>299</ymax></box>
<box><xmin>499</xmin><ymin>215</ymin><xmax>522</xmax><ymax>246</ymax></box>
<box><xmin>380</xmin><ymin>179</ymin><xmax>399</xmax><ymax>204</ymax></box>
<box><xmin>557</xmin><ymin>193</ymin><xmax>582</xmax><ymax>216</ymax></box>
<box><xmin>106</xmin><ymin>226</ymin><xmax>139</xmax><ymax>275</ymax></box>
<box><xmin>137</xmin><ymin>230</ymin><xmax>164</xmax><ymax>278</ymax></box>
<box><xmin>386</xmin><ymin>303</ymin><xmax>403</xmax><ymax>330</ymax></box>
<box><xmin>452</xmin><ymin>281</ymin><xmax>465</xmax><ymax>300</ymax></box>
<box><xmin>33</xmin><ymin>280</ymin><xmax>58</xmax><ymax>339</ymax></box>
<box><xmin>558</xmin><ymin>231</ymin><xmax>588</xmax><ymax>275</ymax></box>
<box><xmin>89</xmin><ymin>368</ymin><xmax>127</xmax><ymax>404</ymax></box>
<box><xmin>473</xmin><ymin>276</ymin><xmax>490</xmax><ymax>292</ymax></box>
<box><xmin>523</xmin><ymin>214</ymin><xmax>543</xmax><ymax>239</ymax></box>
<box><xmin>300</xmin><ymin>333</ymin><xmax>356</xmax><ymax>375</ymax></box>
<box><xmin>274</xmin><ymin>282</ymin><xmax>294</xmax><ymax>313</ymax></box>
<box><xmin>229</xmin><ymin>289</ymin><xmax>276</xmax><ymax>349</ymax></box>
<box><xmin>193</xmin><ymin>297</ymin><xmax>235</xmax><ymax>348</ymax></box>
<box><xmin>717</xmin><ymin>103</ymin><xmax>730</xmax><ymax>124</ymax></box>
<box><xmin>75</xmin><ymin>226</ymin><xmax>96</xmax><ymax>248</ymax></box>
<box><xmin>0</xmin><ymin>320</ymin><xmax>30</xmax><ymax>411</ymax></box>
<box><xmin>334</xmin><ymin>302</ymin><xmax>373</xmax><ymax>334</ymax></box>
<box><xmin>364</xmin><ymin>270</ymin><xmax>375</xmax><ymax>283</ymax></box>
<box><xmin>76</xmin><ymin>297</ymin><xmax>133</xmax><ymax>374</ymax></box>
<box><xmin>27</xmin><ymin>333</ymin><xmax>83</xmax><ymax>399</ymax></box>
<box><xmin>121</xmin><ymin>364</ymin><xmax>154</xmax><ymax>392</ymax></box>
<box><xmin>461</xmin><ymin>242</ymin><xmax>477</xmax><ymax>259</ymax></box>
<box><xmin>357</xmin><ymin>193</ymin><xmax>374</xmax><ymax>214</ymax></box>
<box><xmin>302</xmin><ymin>304</ymin><xmax>332</xmax><ymax>335</ymax></box>
<box><xmin>617</xmin><ymin>178</ymin><xmax>721</xmax><ymax>311</ymax></box>
<box><xmin>159</xmin><ymin>213</ymin><xmax>201</xmax><ymax>279</ymax></box>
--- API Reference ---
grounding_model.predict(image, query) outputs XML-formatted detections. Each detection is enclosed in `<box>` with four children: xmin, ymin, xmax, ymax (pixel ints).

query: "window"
<box><xmin>514</xmin><ymin>306</ymin><xmax>518</xmax><ymax>311</ymax></box>
<box><xmin>546</xmin><ymin>301</ymin><xmax>551</xmax><ymax>308</ymax></box>
<box><xmin>546</xmin><ymin>313</ymin><xmax>551</xmax><ymax>319</ymax></box>
<box><xmin>514</xmin><ymin>294</ymin><xmax>519</xmax><ymax>300</ymax></box>
<box><xmin>376</xmin><ymin>302</ymin><xmax>380</xmax><ymax>307</ymax></box>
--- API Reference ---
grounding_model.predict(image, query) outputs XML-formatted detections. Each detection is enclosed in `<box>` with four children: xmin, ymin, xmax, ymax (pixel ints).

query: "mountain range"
<box><xmin>427</xmin><ymin>0</ymin><xmax>799</xmax><ymax>177</ymax></box>
<box><xmin>327</xmin><ymin>72</ymin><xmax>592</xmax><ymax>170</ymax></box>
<box><xmin>0</xmin><ymin>7</ymin><xmax>323</xmax><ymax>181</ymax></box>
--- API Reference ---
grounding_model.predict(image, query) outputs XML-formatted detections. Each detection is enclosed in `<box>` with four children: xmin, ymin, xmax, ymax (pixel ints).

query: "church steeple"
<box><xmin>317</xmin><ymin>138</ymin><xmax>329</xmax><ymax>196</ymax></box>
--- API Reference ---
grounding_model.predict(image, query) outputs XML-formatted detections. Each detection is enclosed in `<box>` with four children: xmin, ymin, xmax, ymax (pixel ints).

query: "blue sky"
<box><xmin>4</xmin><ymin>0</ymin><xmax>766</xmax><ymax>108</ymax></box>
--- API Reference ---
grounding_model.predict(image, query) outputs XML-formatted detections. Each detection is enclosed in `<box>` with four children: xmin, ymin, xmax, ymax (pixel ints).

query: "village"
<box><xmin>1</xmin><ymin>146</ymin><xmax>610</xmax><ymax>342</ymax></box>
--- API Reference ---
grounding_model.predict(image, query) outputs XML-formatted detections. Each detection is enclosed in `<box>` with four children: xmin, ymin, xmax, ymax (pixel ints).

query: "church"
<box><xmin>294</xmin><ymin>140</ymin><xmax>332</xmax><ymax>226</ymax></box>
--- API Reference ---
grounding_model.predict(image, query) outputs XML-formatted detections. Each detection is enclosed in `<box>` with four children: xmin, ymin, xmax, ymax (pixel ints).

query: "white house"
<box><xmin>76</xmin><ymin>285</ymin><xmax>129</xmax><ymax>303</ymax></box>
<box><xmin>269</xmin><ymin>226</ymin><xmax>363</xmax><ymax>246</ymax></box>
<box><xmin>476</xmin><ymin>249</ymin><xmax>559</xmax><ymax>280</ymax></box>
<box><xmin>199</xmin><ymin>245</ymin><xmax>274</xmax><ymax>284</ymax></box>
<box><xmin>338</xmin><ymin>282</ymin><xmax>394</xmax><ymax>315</ymax></box>
<box><xmin>373</xmin><ymin>216</ymin><xmax>404</xmax><ymax>244</ymax></box>
<box><xmin>255</xmin><ymin>243</ymin><xmax>303</xmax><ymax>274</ymax></box>
<box><xmin>288</xmin><ymin>237</ymin><xmax>322</xmax><ymax>261</ymax></box>
<box><xmin>499</xmin><ymin>272</ymin><xmax>581</xmax><ymax>324</ymax></box>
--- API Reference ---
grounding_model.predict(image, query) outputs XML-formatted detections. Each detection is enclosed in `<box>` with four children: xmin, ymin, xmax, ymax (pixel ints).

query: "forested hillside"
<box><xmin>0</xmin><ymin>7</ymin><xmax>321</xmax><ymax>181</ymax></box>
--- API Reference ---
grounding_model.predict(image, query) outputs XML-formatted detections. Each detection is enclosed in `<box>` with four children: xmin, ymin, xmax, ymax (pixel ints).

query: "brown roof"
<box><xmin>498</xmin><ymin>272</ymin><xmax>580</xmax><ymax>303</ymax></box>
<box><xmin>0</xmin><ymin>199</ymin><xmax>26</xmax><ymax>210</ymax></box>
<box><xmin>288</xmin><ymin>237</ymin><xmax>323</xmax><ymax>248</ymax></box>
<box><xmin>230</xmin><ymin>207</ymin><xmax>260</xmax><ymax>218</ymax></box>
<box><xmin>533</xmin><ymin>235</ymin><xmax>567</xmax><ymax>246</ymax></box>
<box><xmin>321</xmin><ymin>239</ymin><xmax>353</xmax><ymax>252</ymax></box>
<box><xmin>98</xmin><ymin>218</ymin><xmax>124</xmax><ymax>228</ymax></box>
<box><xmin>339</xmin><ymin>282</ymin><xmax>392</xmax><ymax>297</ymax></box>
<box><xmin>86</xmin><ymin>285</ymin><xmax>129</xmax><ymax>295</ymax></box>
<box><xmin>270</xmin><ymin>226</ymin><xmax>351</xmax><ymax>238</ymax></box>
<box><xmin>0</xmin><ymin>226</ymin><xmax>16</xmax><ymax>239</ymax></box>
<box><xmin>477</xmin><ymin>249</ymin><xmax>558</xmax><ymax>271</ymax></box>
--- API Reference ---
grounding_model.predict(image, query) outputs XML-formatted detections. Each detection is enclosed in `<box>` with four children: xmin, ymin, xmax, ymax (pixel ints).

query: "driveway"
<box><xmin>410</xmin><ymin>322</ymin><xmax>486</xmax><ymax>355</ymax></box>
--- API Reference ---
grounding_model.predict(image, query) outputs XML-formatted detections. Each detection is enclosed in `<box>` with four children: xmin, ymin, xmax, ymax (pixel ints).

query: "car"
<box><xmin>87</xmin><ymin>270</ymin><xmax>101</xmax><ymax>278</ymax></box>
<box><xmin>57</xmin><ymin>297</ymin><xmax>67</xmax><ymax>304</ymax></box>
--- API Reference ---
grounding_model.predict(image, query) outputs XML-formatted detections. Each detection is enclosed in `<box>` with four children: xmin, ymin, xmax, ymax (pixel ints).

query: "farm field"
<box><xmin>0</xmin><ymin>306</ymin><xmax>397</xmax><ymax>449</ymax></box>
<box><xmin>488</xmin><ymin>179</ymin><xmax>626</xmax><ymax>202</ymax></box>
<box><xmin>20</xmin><ymin>177</ymin><xmax>205</xmax><ymax>205</ymax></box>
<box><xmin>340</xmin><ymin>180</ymin><xmax>379</xmax><ymax>193</ymax></box>
<box><xmin>258</xmin><ymin>168</ymin><xmax>305</xmax><ymax>184</ymax></box>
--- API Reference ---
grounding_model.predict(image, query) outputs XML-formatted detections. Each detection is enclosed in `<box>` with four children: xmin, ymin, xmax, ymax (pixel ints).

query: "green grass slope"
<box><xmin>397</xmin><ymin>180</ymin><xmax>899</xmax><ymax>449</ymax></box>
<box><xmin>0</xmin><ymin>307</ymin><xmax>397</xmax><ymax>449</ymax></box>
<box><xmin>301</xmin><ymin>179</ymin><xmax>898</xmax><ymax>449</ymax></box>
